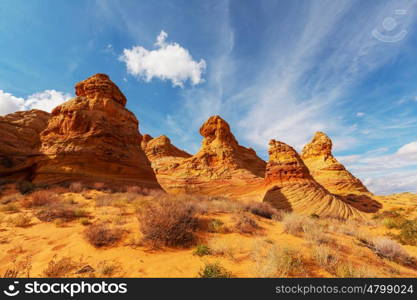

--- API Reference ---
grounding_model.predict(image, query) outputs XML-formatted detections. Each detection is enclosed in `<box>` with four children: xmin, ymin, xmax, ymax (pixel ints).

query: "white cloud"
<box><xmin>0</xmin><ymin>89</ymin><xmax>71</xmax><ymax>116</ymax></box>
<box><xmin>397</xmin><ymin>141</ymin><xmax>417</xmax><ymax>158</ymax></box>
<box><xmin>120</xmin><ymin>31</ymin><xmax>206</xmax><ymax>87</ymax></box>
<box><xmin>356</xmin><ymin>112</ymin><xmax>365</xmax><ymax>117</ymax></box>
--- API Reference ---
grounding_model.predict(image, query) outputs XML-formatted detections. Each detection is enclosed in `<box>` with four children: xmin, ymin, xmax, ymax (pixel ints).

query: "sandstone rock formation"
<box><xmin>301</xmin><ymin>132</ymin><xmax>369</xmax><ymax>195</ymax></box>
<box><xmin>143</xmin><ymin>116</ymin><xmax>266</xmax><ymax>194</ymax></box>
<box><xmin>262</xmin><ymin>139</ymin><xmax>364</xmax><ymax>219</ymax></box>
<box><xmin>0</xmin><ymin>110</ymin><xmax>50</xmax><ymax>180</ymax></box>
<box><xmin>33</xmin><ymin>74</ymin><xmax>161</xmax><ymax>189</ymax></box>
<box><xmin>142</xmin><ymin>135</ymin><xmax>191</xmax><ymax>161</ymax></box>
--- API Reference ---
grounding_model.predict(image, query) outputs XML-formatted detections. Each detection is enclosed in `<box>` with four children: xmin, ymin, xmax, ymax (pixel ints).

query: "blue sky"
<box><xmin>1</xmin><ymin>0</ymin><xmax>417</xmax><ymax>194</ymax></box>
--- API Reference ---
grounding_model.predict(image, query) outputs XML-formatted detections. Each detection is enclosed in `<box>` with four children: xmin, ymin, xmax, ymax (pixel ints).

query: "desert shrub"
<box><xmin>69</xmin><ymin>182</ymin><xmax>84</xmax><ymax>193</ymax></box>
<box><xmin>311</xmin><ymin>245</ymin><xmax>339</xmax><ymax>273</ymax></box>
<box><xmin>43</xmin><ymin>256</ymin><xmax>77</xmax><ymax>277</ymax></box>
<box><xmin>23</xmin><ymin>190</ymin><xmax>57</xmax><ymax>208</ymax></box>
<box><xmin>18</xmin><ymin>181</ymin><xmax>35</xmax><ymax>195</ymax></box>
<box><xmin>282</xmin><ymin>213</ymin><xmax>306</xmax><ymax>235</ymax></box>
<box><xmin>95</xmin><ymin>194</ymin><xmax>113</xmax><ymax>207</ymax></box>
<box><xmin>92</xmin><ymin>182</ymin><xmax>106</xmax><ymax>191</ymax></box>
<box><xmin>7</xmin><ymin>213</ymin><xmax>31</xmax><ymax>227</ymax></box>
<box><xmin>382</xmin><ymin>216</ymin><xmax>408</xmax><ymax>229</ymax></box>
<box><xmin>395</xmin><ymin>218</ymin><xmax>417</xmax><ymax>246</ymax></box>
<box><xmin>335</xmin><ymin>263</ymin><xmax>369</xmax><ymax>278</ymax></box>
<box><xmin>207</xmin><ymin>238</ymin><xmax>237</xmax><ymax>259</ymax></box>
<box><xmin>245</xmin><ymin>202</ymin><xmax>279</xmax><ymax>219</ymax></box>
<box><xmin>302</xmin><ymin>221</ymin><xmax>331</xmax><ymax>244</ymax></box>
<box><xmin>125</xmin><ymin>186</ymin><xmax>145</xmax><ymax>194</ymax></box>
<box><xmin>251</xmin><ymin>239</ymin><xmax>279</xmax><ymax>277</ymax></box>
<box><xmin>198</xmin><ymin>262</ymin><xmax>232</xmax><ymax>278</ymax></box>
<box><xmin>137</xmin><ymin>198</ymin><xmax>198</xmax><ymax>247</ymax></box>
<box><xmin>234</xmin><ymin>214</ymin><xmax>260</xmax><ymax>235</ymax></box>
<box><xmin>0</xmin><ymin>203</ymin><xmax>20</xmax><ymax>213</ymax></box>
<box><xmin>35</xmin><ymin>202</ymin><xmax>88</xmax><ymax>222</ymax></box>
<box><xmin>208</xmin><ymin>219</ymin><xmax>225</xmax><ymax>233</ymax></box>
<box><xmin>372</xmin><ymin>237</ymin><xmax>411</xmax><ymax>261</ymax></box>
<box><xmin>0</xmin><ymin>194</ymin><xmax>21</xmax><ymax>204</ymax></box>
<box><xmin>84</xmin><ymin>222</ymin><xmax>123</xmax><ymax>248</ymax></box>
<box><xmin>79</xmin><ymin>218</ymin><xmax>91</xmax><ymax>226</ymax></box>
<box><xmin>193</xmin><ymin>244</ymin><xmax>211</xmax><ymax>256</ymax></box>
<box><xmin>97</xmin><ymin>260</ymin><xmax>120</xmax><ymax>277</ymax></box>
<box><xmin>276</xmin><ymin>248</ymin><xmax>305</xmax><ymax>277</ymax></box>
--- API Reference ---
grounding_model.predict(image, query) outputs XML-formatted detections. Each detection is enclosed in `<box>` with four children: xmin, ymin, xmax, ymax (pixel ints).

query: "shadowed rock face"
<box><xmin>33</xmin><ymin>74</ymin><xmax>161</xmax><ymax>189</ymax></box>
<box><xmin>263</xmin><ymin>139</ymin><xmax>364</xmax><ymax>219</ymax></box>
<box><xmin>142</xmin><ymin>135</ymin><xmax>191</xmax><ymax>161</ymax></box>
<box><xmin>0</xmin><ymin>110</ymin><xmax>50</xmax><ymax>180</ymax></box>
<box><xmin>301</xmin><ymin>132</ymin><xmax>370</xmax><ymax>195</ymax></box>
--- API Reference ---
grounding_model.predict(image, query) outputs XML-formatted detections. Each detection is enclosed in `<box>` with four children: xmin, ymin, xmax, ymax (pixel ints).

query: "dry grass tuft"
<box><xmin>234</xmin><ymin>214</ymin><xmax>260</xmax><ymax>235</ymax></box>
<box><xmin>69</xmin><ymin>182</ymin><xmax>84</xmax><ymax>193</ymax></box>
<box><xmin>7</xmin><ymin>213</ymin><xmax>32</xmax><ymax>227</ymax></box>
<box><xmin>84</xmin><ymin>222</ymin><xmax>124</xmax><ymax>248</ymax></box>
<box><xmin>137</xmin><ymin>197</ymin><xmax>198</xmax><ymax>248</ymax></box>
<box><xmin>245</xmin><ymin>202</ymin><xmax>279</xmax><ymax>219</ymax></box>
<box><xmin>282</xmin><ymin>213</ymin><xmax>307</xmax><ymax>235</ymax></box>
<box><xmin>43</xmin><ymin>256</ymin><xmax>78</xmax><ymax>277</ymax></box>
<box><xmin>372</xmin><ymin>237</ymin><xmax>411</xmax><ymax>261</ymax></box>
<box><xmin>22</xmin><ymin>190</ymin><xmax>57</xmax><ymax>208</ymax></box>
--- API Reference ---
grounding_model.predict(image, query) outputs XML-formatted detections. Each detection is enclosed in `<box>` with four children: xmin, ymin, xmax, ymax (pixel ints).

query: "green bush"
<box><xmin>396</xmin><ymin>218</ymin><xmax>417</xmax><ymax>246</ymax></box>
<box><xmin>198</xmin><ymin>262</ymin><xmax>232</xmax><ymax>278</ymax></box>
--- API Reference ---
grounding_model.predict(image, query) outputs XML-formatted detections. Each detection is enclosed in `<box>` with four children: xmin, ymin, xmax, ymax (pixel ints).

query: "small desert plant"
<box><xmin>23</xmin><ymin>190</ymin><xmax>56</xmax><ymax>208</ymax></box>
<box><xmin>0</xmin><ymin>203</ymin><xmax>20</xmax><ymax>213</ymax></box>
<box><xmin>311</xmin><ymin>245</ymin><xmax>339</xmax><ymax>273</ymax></box>
<box><xmin>137</xmin><ymin>198</ymin><xmax>198</xmax><ymax>247</ymax></box>
<box><xmin>125</xmin><ymin>186</ymin><xmax>144</xmax><ymax>194</ymax></box>
<box><xmin>0</xmin><ymin>194</ymin><xmax>21</xmax><ymax>204</ymax></box>
<box><xmin>208</xmin><ymin>219</ymin><xmax>224</xmax><ymax>233</ymax></box>
<box><xmin>35</xmin><ymin>202</ymin><xmax>88</xmax><ymax>222</ymax></box>
<box><xmin>43</xmin><ymin>256</ymin><xmax>77</xmax><ymax>277</ymax></box>
<box><xmin>198</xmin><ymin>262</ymin><xmax>232</xmax><ymax>278</ymax></box>
<box><xmin>207</xmin><ymin>238</ymin><xmax>237</xmax><ymax>259</ymax></box>
<box><xmin>335</xmin><ymin>262</ymin><xmax>369</xmax><ymax>278</ymax></box>
<box><xmin>97</xmin><ymin>260</ymin><xmax>120</xmax><ymax>277</ymax></box>
<box><xmin>382</xmin><ymin>216</ymin><xmax>407</xmax><ymax>229</ymax></box>
<box><xmin>79</xmin><ymin>218</ymin><xmax>91</xmax><ymax>226</ymax></box>
<box><xmin>395</xmin><ymin>218</ymin><xmax>417</xmax><ymax>246</ymax></box>
<box><xmin>193</xmin><ymin>244</ymin><xmax>211</xmax><ymax>256</ymax></box>
<box><xmin>282</xmin><ymin>213</ymin><xmax>306</xmax><ymax>235</ymax></box>
<box><xmin>302</xmin><ymin>221</ymin><xmax>330</xmax><ymax>244</ymax></box>
<box><xmin>276</xmin><ymin>248</ymin><xmax>305</xmax><ymax>277</ymax></box>
<box><xmin>69</xmin><ymin>182</ymin><xmax>84</xmax><ymax>193</ymax></box>
<box><xmin>95</xmin><ymin>194</ymin><xmax>114</xmax><ymax>207</ymax></box>
<box><xmin>234</xmin><ymin>214</ymin><xmax>260</xmax><ymax>235</ymax></box>
<box><xmin>372</xmin><ymin>237</ymin><xmax>411</xmax><ymax>261</ymax></box>
<box><xmin>7</xmin><ymin>213</ymin><xmax>31</xmax><ymax>227</ymax></box>
<box><xmin>245</xmin><ymin>202</ymin><xmax>279</xmax><ymax>219</ymax></box>
<box><xmin>84</xmin><ymin>222</ymin><xmax>123</xmax><ymax>248</ymax></box>
<box><xmin>18</xmin><ymin>181</ymin><xmax>35</xmax><ymax>195</ymax></box>
<box><xmin>251</xmin><ymin>239</ymin><xmax>279</xmax><ymax>277</ymax></box>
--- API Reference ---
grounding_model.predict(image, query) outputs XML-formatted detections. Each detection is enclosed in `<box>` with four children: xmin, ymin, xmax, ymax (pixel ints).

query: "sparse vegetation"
<box><xmin>372</xmin><ymin>237</ymin><xmax>411</xmax><ymax>261</ymax></box>
<box><xmin>245</xmin><ymin>202</ymin><xmax>279</xmax><ymax>219</ymax></box>
<box><xmin>137</xmin><ymin>198</ymin><xmax>198</xmax><ymax>247</ymax></box>
<box><xmin>311</xmin><ymin>245</ymin><xmax>339</xmax><ymax>274</ymax></box>
<box><xmin>35</xmin><ymin>202</ymin><xmax>88</xmax><ymax>222</ymax></box>
<box><xmin>234</xmin><ymin>214</ymin><xmax>260</xmax><ymax>235</ymax></box>
<box><xmin>84</xmin><ymin>222</ymin><xmax>124</xmax><ymax>248</ymax></box>
<box><xmin>208</xmin><ymin>219</ymin><xmax>225</xmax><ymax>233</ymax></box>
<box><xmin>198</xmin><ymin>262</ymin><xmax>232</xmax><ymax>278</ymax></box>
<box><xmin>282</xmin><ymin>213</ymin><xmax>306</xmax><ymax>235</ymax></box>
<box><xmin>22</xmin><ymin>190</ymin><xmax>57</xmax><ymax>208</ymax></box>
<box><xmin>394</xmin><ymin>218</ymin><xmax>417</xmax><ymax>246</ymax></box>
<box><xmin>7</xmin><ymin>213</ymin><xmax>31</xmax><ymax>227</ymax></box>
<box><xmin>43</xmin><ymin>256</ymin><xmax>77</xmax><ymax>277</ymax></box>
<box><xmin>69</xmin><ymin>182</ymin><xmax>84</xmax><ymax>193</ymax></box>
<box><xmin>0</xmin><ymin>202</ymin><xmax>20</xmax><ymax>213</ymax></box>
<box><xmin>97</xmin><ymin>260</ymin><xmax>120</xmax><ymax>277</ymax></box>
<box><xmin>193</xmin><ymin>244</ymin><xmax>211</xmax><ymax>256</ymax></box>
<box><xmin>335</xmin><ymin>263</ymin><xmax>369</xmax><ymax>278</ymax></box>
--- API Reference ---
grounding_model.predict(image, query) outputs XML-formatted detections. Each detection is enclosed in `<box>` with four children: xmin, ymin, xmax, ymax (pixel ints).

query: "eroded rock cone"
<box><xmin>33</xmin><ymin>74</ymin><xmax>161</xmax><ymax>189</ymax></box>
<box><xmin>0</xmin><ymin>110</ymin><xmax>50</xmax><ymax>180</ymax></box>
<box><xmin>263</xmin><ymin>139</ymin><xmax>364</xmax><ymax>219</ymax></box>
<box><xmin>301</xmin><ymin>132</ymin><xmax>370</xmax><ymax>195</ymax></box>
<box><xmin>190</xmin><ymin>115</ymin><xmax>266</xmax><ymax>178</ymax></box>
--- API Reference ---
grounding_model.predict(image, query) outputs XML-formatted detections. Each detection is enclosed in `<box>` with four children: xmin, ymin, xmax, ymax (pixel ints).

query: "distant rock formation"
<box><xmin>0</xmin><ymin>110</ymin><xmax>50</xmax><ymax>180</ymax></box>
<box><xmin>262</xmin><ymin>139</ymin><xmax>364</xmax><ymax>219</ymax></box>
<box><xmin>142</xmin><ymin>115</ymin><xmax>266</xmax><ymax>194</ymax></box>
<box><xmin>301</xmin><ymin>132</ymin><xmax>370</xmax><ymax>195</ymax></box>
<box><xmin>33</xmin><ymin>74</ymin><xmax>161</xmax><ymax>189</ymax></box>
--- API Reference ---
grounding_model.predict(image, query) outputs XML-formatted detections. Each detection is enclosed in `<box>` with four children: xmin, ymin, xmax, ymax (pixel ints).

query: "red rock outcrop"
<box><xmin>0</xmin><ymin>110</ymin><xmax>50</xmax><ymax>180</ymax></box>
<box><xmin>262</xmin><ymin>139</ymin><xmax>364</xmax><ymax>219</ymax></box>
<box><xmin>144</xmin><ymin>116</ymin><xmax>266</xmax><ymax>194</ymax></box>
<box><xmin>301</xmin><ymin>132</ymin><xmax>370</xmax><ymax>195</ymax></box>
<box><xmin>33</xmin><ymin>74</ymin><xmax>161</xmax><ymax>189</ymax></box>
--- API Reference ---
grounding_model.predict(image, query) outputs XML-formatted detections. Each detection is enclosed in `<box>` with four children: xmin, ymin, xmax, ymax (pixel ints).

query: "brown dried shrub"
<box><xmin>137</xmin><ymin>197</ymin><xmax>198</xmax><ymax>247</ymax></box>
<box><xmin>84</xmin><ymin>222</ymin><xmax>123</xmax><ymax>248</ymax></box>
<box><xmin>235</xmin><ymin>214</ymin><xmax>260</xmax><ymax>235</ymax></box>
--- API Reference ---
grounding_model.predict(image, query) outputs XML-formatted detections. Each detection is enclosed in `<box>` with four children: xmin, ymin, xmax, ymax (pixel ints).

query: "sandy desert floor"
<box><xmin>0</xmin><ymin>183</ymin><xmax>416</xmax><ymax>278</ymax></box>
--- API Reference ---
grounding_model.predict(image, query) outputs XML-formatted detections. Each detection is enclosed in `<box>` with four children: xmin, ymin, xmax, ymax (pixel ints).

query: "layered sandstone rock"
<box><xmin>33</xmin><ymin>74</ymin><xmax>161</xmax><ymax>189</ymax></box>
<box><xmin>145</xmin><ymin>116</ymin><xmax>266</xmax><ymax>194</ymax></box>
<box><xmin>142</xmin><ymin>135</ymin><xmax>191</xmax><ymax>161</ymax></box>
<box><xmin>301</xmin><ymin>132</ymin><xmax>370</xmax><ymax>195</ymax></box>
<box><xmin>0</xmin><ymin>110</ymin><xmax>50</xmax><ymax>180</ymax></box>
<box><xmin>262</xmin><ymin>139</ymin><xmax>364</xmax><ymax>219</ymax></box>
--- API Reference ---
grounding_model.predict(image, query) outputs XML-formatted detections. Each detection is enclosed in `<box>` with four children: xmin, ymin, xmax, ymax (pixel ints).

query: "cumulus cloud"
<box><xmin>0</xmin><ymin>89</ymin><xmax>71</xmax><ymax>116</ymax></box>
<box><xmin>397</xmin><ymin>141</ymin><xmax>417</xmax><ymax>158</ymax></box>
<box><xmin>356</xmin><ymin>112</ymin><xmax>365</xmax><ymax>117</ymax></box>
<box><xmin>120</xmin><ymin>31</ymin><xmax>206</xmax><ymax>87</ymax></box>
